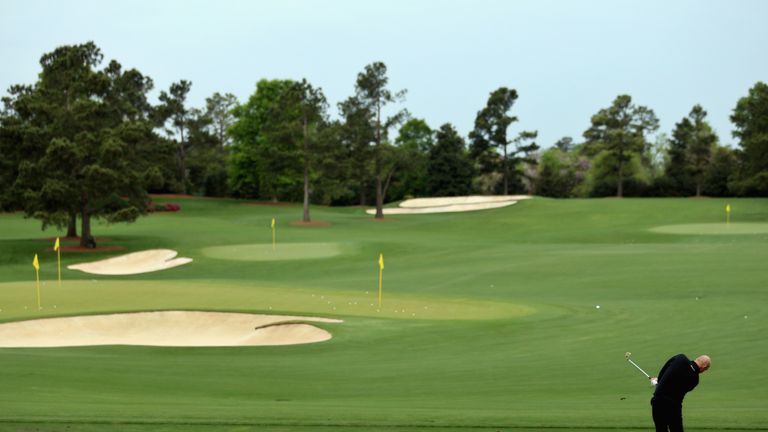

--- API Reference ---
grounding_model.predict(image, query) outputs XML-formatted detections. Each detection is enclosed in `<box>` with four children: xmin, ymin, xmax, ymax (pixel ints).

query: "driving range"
<box><xmin>0</xmin><ymin>196</ymin><xmax>766</xmax><ymax>431</ymax></box>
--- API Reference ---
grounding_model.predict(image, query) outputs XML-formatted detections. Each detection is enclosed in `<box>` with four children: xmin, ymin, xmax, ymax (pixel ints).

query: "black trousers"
<box><xmin>651</xmin><ymin>397</ymin><xmax>684</xmax><ymax>432</ymax></box>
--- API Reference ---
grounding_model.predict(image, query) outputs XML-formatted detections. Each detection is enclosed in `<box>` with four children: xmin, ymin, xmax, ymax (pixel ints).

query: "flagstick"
<box><xmin>272</xmin><ymin>222</ymin><xmax>276</xmax><ymax>251</ymax></box>
<box><xmin>378</xmin><ymin>267</ymin><xmax>383</xmax><ymax>308</ymax></box>
<box><xmin>57</xmin><ymin>245</ymin><xmax>61</xmax><ymax>288</ymax></box>
<box><xmin>378</xmin><ymin>253</ymin><xmax>384</xmax><ymax>308</ymax></box>
<box><xmin>35</xmin><ymin>268</ymin><xmax>41</xmax><ymax>310</ymax></box>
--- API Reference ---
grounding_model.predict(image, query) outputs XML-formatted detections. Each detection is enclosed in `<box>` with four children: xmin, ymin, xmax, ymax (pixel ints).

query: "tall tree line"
<box><xmin>3</xmin><ymin>43</ymin><xmax>768</xmax><ymax>238</ymax></box>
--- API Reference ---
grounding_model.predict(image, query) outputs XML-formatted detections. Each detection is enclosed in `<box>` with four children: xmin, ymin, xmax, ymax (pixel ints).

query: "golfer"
<box><xmin>650</xmin><ymin>354</ymin><xmax>711</xmax><ymax>432</ymax></box>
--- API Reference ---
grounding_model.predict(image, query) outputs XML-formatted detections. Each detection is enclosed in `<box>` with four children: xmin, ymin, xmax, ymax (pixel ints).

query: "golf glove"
<box><xmin>650</xmin><ymin>377</ymin><xmax>658</xmax><ymax>386</ymax></box>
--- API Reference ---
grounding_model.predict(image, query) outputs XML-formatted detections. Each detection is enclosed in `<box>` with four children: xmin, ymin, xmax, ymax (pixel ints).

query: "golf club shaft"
<box><xmin>627</xmin><ymin>358</ymin><xmax>650</xmax><ymax>378</ymax></box>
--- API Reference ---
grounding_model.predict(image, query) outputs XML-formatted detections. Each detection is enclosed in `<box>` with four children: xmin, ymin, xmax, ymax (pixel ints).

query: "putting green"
<box><xmin>0</xmin><ymin>280</ymin><xmax>534</xmax><ymax>321</ymax></box>
<box><xmin>201</xmin><ymin>242</ymin><xmax>349</xmax><ymax>261</ymax></box>
<box><xmin>649</xmin><ymin>223</ymin><xmax>768</xmax><ymax>235</ymax></box>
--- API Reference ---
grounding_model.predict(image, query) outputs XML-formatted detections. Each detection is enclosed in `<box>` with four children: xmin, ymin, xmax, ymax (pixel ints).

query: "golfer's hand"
<box><xmin>650</xmin><ymin>377</ymin><xmax>658</xmax><ymax>386</ymax></box>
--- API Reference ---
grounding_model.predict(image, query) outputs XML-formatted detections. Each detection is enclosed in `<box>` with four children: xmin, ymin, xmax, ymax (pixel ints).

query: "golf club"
<box><xmin>625</xmin><ymin>352</ymin><xmax>650</xmax><ymax>378</ymax></box>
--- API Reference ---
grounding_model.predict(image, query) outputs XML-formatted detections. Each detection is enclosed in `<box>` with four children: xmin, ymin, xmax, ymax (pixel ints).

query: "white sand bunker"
<box><xmin>366</xmin><ymin>195</ymin><xmax>532</xmax><ymax>215</ymax></box>
<box><xmin>68</xmin><ymin>249</ymin><xmax>192</xmax><ymax>275</ymax></box>
<box><xmin>0</xmin><ymin>311</ymin><xmax>343</xmax><ymax>348</ymax></box>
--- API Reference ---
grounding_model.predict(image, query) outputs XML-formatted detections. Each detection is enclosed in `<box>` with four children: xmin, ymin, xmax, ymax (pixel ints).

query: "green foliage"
<box><xmin>0</xmin><ymin>42</ymin><xmax>159</xmax><ymax>246</ymax></box>
<box><xmin>228</xmin><ymin>79</ymin><xmax>303</xmax><ymax>200</ymax></box>
<box><xmin>703</xmin><ymin>146</ymin><xmax>738</xmax><ymax>196</ymax></box>
<box><xmin>157</xmin><ymin>80</ymin><xmax>193</xmax><ymax>194</ymax></box>
<box><xmin>536</xmin><ymin>148</ymin><xmax>586</xmax><ymax>198</ymax></box>
<box><xmin>583</xmin><ymin>94</ymin><xmax>659</xmax><ymax>197</ymax></box>
<box><xmin>353</xmin><ymin>62</ymin><xmax>408</xmax><ymax>217</ymax></box>
<box><xmin>730</xmin><ymin>81</ymin><xmax>768</xmax><ymax>194</ymax></box>
<box><xmin>426</xmin><ymin>123</ymin><xmax>473</xmax><ymax>196</ymax></box>
<box><xmin>581</xmin><ymin>150</ymin><xmax>649</xmax><ymax>197</ymax></box>
<box><xmin>469</xmin><ymin>87</ymin><xmax>539</xmax><ymax>195</ymax></box>
<box><xmin>387</xmin><ymin>118</ymin><xmax>434</xmax><ymax>199</ymax></box>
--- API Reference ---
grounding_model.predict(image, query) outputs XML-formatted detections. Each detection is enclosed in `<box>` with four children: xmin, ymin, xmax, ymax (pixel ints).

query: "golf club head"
<box><xmin>625</xmin><ymin>352</ymin><xmax>631</xmax><ymax>360</ymax></box>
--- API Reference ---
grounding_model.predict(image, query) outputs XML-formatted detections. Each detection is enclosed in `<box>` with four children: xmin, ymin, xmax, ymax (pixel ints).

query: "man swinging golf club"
<box><xmin>644</xmin><ymin>353</ymin><xmax>711</xmax><ymax>432</ymax></box>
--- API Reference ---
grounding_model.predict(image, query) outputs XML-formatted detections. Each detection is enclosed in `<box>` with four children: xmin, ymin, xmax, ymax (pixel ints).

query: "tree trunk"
<box><xmin>67</xmin><ymin>211</ymin><xmax>78</xmax><ymax>237</ymax></box>
<box><xmin>617</xmin><ymin>146</ymin><xmax>624</xmax><ymax>198</ymax></box>
<box><xmin>503</xmin><ymin>143</ymin><xmax>509</xmax><ymax>195</ymax></box>
<box><xmin>375</xmin><ymin>174</ymin><xmax>384</xmax><ymax>219</ymax></box>
<box><xmin>617</xmin><ymin>160</ymin><xmax>624</xmax><ymax>198</ymax></box>
<box><xmin>302</xmin><ymin>115</ymin><xmax>311</xmax><ymax>223</ymax></box>
<box><xmin>179</xmin><ymin>126</ymin><xmax>187</xmax><ymax>194</ymax></box>
<box><xmin>374</xmin><ymin>101</ymin><xmax>384</xmax><ymax>219</ymax></box>
<box><xmin>79</xmin><ymin>195</ymin><xmax>96</xmax><ymax>249</ymax></box>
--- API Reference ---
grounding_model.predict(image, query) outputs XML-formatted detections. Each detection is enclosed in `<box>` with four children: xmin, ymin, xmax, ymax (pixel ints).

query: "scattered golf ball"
<box><xmin>596</xmin><ymin>305</ymin><xmax>601</xmax><ymax>309</ymax></box>
<box><xmin>744</xmin><ymin>315</ymin><xmax>748</xmax><ymax>319</ymax></box>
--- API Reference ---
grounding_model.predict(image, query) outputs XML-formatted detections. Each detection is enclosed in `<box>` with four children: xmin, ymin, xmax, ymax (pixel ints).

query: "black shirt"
<box><xmin>653</xmin><ymin>353</ymin><xmax>700</xmax><ymax>404</ymax></box>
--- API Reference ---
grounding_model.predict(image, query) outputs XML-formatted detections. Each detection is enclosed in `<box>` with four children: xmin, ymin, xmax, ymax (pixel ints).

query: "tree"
<box><xmin>469</xmin><ymin>87</ymin><xmax>539</xmax><ymax>195</ymax></box>
<box><xmin>427</xmin><ymin>124</ymin><xmax>473</xmax><ymax>196</ymax></box>
<box><xmin>554</xmin><ymin>136</ymin><xmax>574</xmax><ymax>153</ymax></box>
<box><xmin>228</xmin><ymin>79</ymin><xmax>302</xmax><ymax>201</ymax></box>
<box><xmin>730</xmin><ymin>81</ymin><xmax>768</xmax><ymax>195</ymax></box>
<box><xmin>205</xmin><ymin>92</ymin><xmax>238</xmax><ymax>149</ymax></box>
<box><xmin>158</xmin><ymin>80</ymin><xmax>193</xmax><ymax>194</ymax></box>
<box><xmin>353</xmin><ymin>62</ymin><xmax>408</xmax><ymax>218</ymax></box>
<box><xmin>646</xmin><ymin>133</ymin><xmax>669</xmax><ymax>180</ymax></box>
<box><xmin>583</xmin><ymin>95</ymin><xmax>659</xmax><ymax>197</ymax></box>
<box><xmin>290</xmin><ymin>79</ymin><xmax>328</xmax><ymax>222</ymax></box>
<box><xmin>685</xmin><ymin>105</ymin><xmax>718</xmax><ymax>196</ymax></box>
<box><xmin>536</xmin><ymin>148</ymin><xmax>584</xmax><ymax>198</ymax></box>
<box><xmin>337</xmin><ymin>96</ymin><xmax>375</xmax><ymax>205</ymax></box>
<box><xmin>2</xmin><ymin>42</ymin><xmax>158</xmax><ymax>247</ymax></box>
<box><xmin>703</xmin><ymin>146</ymin><xmax>737</xmax><ymax>196</ymax></box>
<box><xmin>389</xmin><ymin>118</ymin><xmax>434</xmax><ymax>199</ymax></box>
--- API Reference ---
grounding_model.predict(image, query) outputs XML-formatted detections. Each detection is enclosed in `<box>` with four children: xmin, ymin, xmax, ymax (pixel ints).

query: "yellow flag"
<box><xmin>726</xmin><ymin>204</ymin><xmax>731</xmax><ymax>214</ymax></box>
<box><xmin>378</xmin><ymin>253</ymin><xmax>384</xmax><ymax>270</ymax></box>
<box><xmin>271</xmin><ymin>218</ymin><xmax>275</xmax><ymax>229</ymax></box>
<box><xmin>54</xmin><ymin>237</ymin><xmax>60</xmax><ymax>251</ymax></box>
<box><xmin>33</xmin><ymin>254</ymin><xmax>40</xmax><ymax>271</ymax></box>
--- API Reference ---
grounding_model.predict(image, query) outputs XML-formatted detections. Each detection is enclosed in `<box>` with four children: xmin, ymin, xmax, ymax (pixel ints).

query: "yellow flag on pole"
<box><xmin>378</xmin><ymin>253</ymin><xmax>384</xmax><ymax>308</ymax></box>
<box><xmin>271</xmin><ymin>218</ymin><xmax>275</xmax><ymax>229</ymax></box>
<box><xmin>726</xmin><ymin>204</ymin><xmax>731</xmax><ymax>224</ymax></box>
<box><xmin>33</xmin><ymin>254</ymin><xmax>41</xmax><ymax>309</ymax></box>
<box><xmin>54</xmin><ymin>237</ymin><xmax>61</xmax><ymax>287</ymax></box>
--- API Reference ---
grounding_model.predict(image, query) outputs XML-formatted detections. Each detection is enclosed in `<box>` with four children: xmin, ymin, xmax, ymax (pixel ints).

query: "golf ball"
<box><xmin>596</xmin><ymin>305</ymin><xmax>601</xmax><ymax>309</ymax></box>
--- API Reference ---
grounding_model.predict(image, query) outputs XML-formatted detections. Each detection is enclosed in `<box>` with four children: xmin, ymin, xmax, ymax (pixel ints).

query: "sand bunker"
<box><xmin>0</xmin><ymin>311</ymin><xmax>343</xmax><ymax>348</ymax></box>
<box><xmin>68</xmin><ymin>249</ymin><xmax>192</xmax><ymax>275</ymax></box>
<box><xmin>650</xmin><ymin>223</ymin><xmax>768</xmax><ymax>235</ymax></box>
<box><xmin>366</xmin><ymin>195</ymin><xmax>531</xmax><ymax>215</ymax></box>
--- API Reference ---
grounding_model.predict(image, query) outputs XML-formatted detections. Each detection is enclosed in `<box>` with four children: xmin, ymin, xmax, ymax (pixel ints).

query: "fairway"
<box><xmin>0</xmin><ymin>197</ymin><xmax>767</xmax><ymax>431</ymax></box>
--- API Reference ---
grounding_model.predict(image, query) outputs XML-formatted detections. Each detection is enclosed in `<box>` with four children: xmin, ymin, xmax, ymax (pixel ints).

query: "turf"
<box><xmin>0</xmin><ymin>197</ymin><xmax>766</xmax><ymax>431</ymax></box>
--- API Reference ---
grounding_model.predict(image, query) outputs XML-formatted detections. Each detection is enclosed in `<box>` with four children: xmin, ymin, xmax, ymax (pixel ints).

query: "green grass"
<box><xmin>0</xmin><ymin>197</ymin><xmax>767</xmax><ymax>431</ymax></box>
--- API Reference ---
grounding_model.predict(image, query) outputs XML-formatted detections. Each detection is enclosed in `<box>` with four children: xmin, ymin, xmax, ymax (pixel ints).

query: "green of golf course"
<box><xmin>0</xmin><ymin>197</ymin><xmax>766</xmax><ymax>431</ymax></box>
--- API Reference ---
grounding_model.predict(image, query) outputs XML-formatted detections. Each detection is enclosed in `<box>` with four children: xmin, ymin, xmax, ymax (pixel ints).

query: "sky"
<box><xmin>2</xmin><ymin>0</ymin><xmax>767</xmax><ymax>148</ymax></box>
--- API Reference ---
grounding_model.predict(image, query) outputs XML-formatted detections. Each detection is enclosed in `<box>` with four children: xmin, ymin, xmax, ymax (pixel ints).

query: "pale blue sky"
<box><xmin>2</xmin><ymin>0</ymin><xmax>767</xmax><ymax>148</ymax></box>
